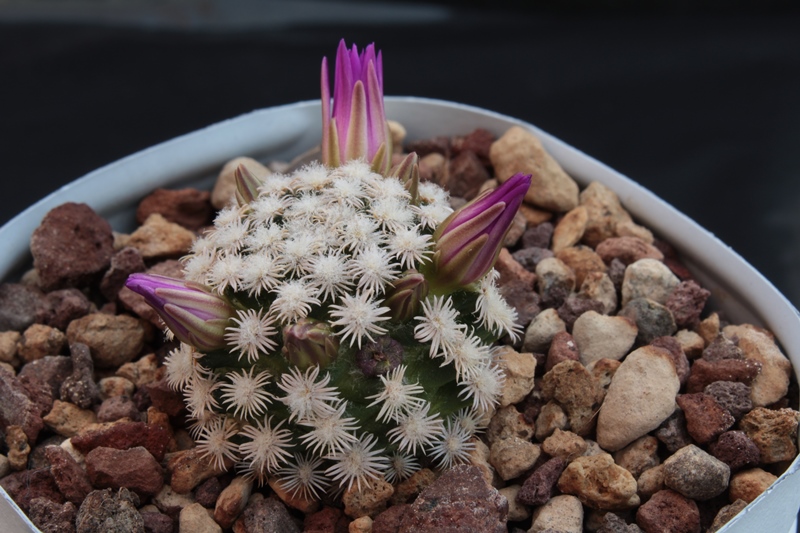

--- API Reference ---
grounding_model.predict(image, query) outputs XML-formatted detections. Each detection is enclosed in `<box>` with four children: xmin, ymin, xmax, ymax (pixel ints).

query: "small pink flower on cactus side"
<box><xmin>321</xmin><ymin>39</ymin><xmax>391</xmax><ymax>174</ymax></box>
<box><xmin>428</xmin><ymin>173</ymin><xmax>532</xmax><ymax>292</ymax></box>
<box><xmin>125</xmin><ymin>273</ymin><xmax>235</xmax><ymax>351</ymax></box>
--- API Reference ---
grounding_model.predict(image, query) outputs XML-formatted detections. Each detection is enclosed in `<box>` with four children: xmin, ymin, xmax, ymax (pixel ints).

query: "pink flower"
<box><xmin>428</xmin><ymin>173</ymin><xmax>532</xmax><ymax>291</ymax></box>
<box><xmin>321</xmin><ymin>39</ymin><xmax>391</xmax><ymax>174</ymax></box>
<box><xmin>125</xmin><ymin>273</ymin><xmax>235</xmax><ymax>351</ymax></box>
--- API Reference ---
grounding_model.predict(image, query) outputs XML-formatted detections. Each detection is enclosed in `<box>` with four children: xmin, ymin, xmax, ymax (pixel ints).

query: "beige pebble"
<box><xmin>708</xmin><ymin>499</ymin><xmax>749</xmax><ymax>532</ymax></box>
<box><xmin>555</xmin><ymin>245</ymin><xmax>607</xmax><ymax>288</ymax></box>
<box><xmin>499</xmin><ymin>484</ymin><xmax>531</xmax><ymax>522</ymax></box>
<box><xmin>675</xmin><ymin>329</ymin><xmax>705</xmax><ymax>359</ymax></box>
<box><xmin>43</xmin><ymin>399</ymin><xmax>98</xmax><ymax>437</ymax></box>
<box><xmin>490</xmin><ymin>126</ymin><xmax>579</xmax><ymax>212</ymax></box>
<box><xmin>535</xmin><ymin>401</ymin><xmax>569</xmax><ymax>442</ymax></box>
<box><xmin>66</xmin><ymin>312</ymin><xmax>145</xmax><ymax>369</ymax></box>
<box><xmin>552</xmin><ymin>206</ymin><xmax>588</xmax><ymax>253</ymax></box>
<box><xmin>127</xmin><ymin>213</ymin><xmax>196</xmax><ymax>260</ymax></box>
<box><xmin>268</xmin><ymin>476</ymin><xmax>320</xmax><ymax>513</ymax></box>
<box><xmin>180</xmin><ymin>502</ymin><xmax>221</xmax><ymax>533</ymax></box>
<box><xmin>518</xmin><ymin>203</ymin><xmax>554</xmax><ymax>226</ymax></box>
<box><xmin>541</xmin><ymin>429</ymin><xmax>588</xmax><ymax>463</ymax></box>
<box><xmin>168</xmin><ymin>447</ymin><xmax>231</xmax><ymax>494</ymax></box>
<box><xmin>489</xmin><ymin>437</ymin><xmax>541</xmax><ymax>481</ymax></box>
<box><xmin>115</xmin><ymin>353</ymin><xmax>159</xmax><ymax>387</ymax></box>
<box><xmin>419</xmin><ymin>152</ymin><xmax>447</xmax><ymax>184</ymax></box>
<box><xmin>557</xmin><ymin>454</ymin><xmax>640</xmax><ymax>510</ymax></box>
<box><xmin>614</xmin><ymin>436</ymin><xmax>660</xmax><ymax>479</ymax></box>
<box><xmin>495</xmin><ymin>346</ymin><xmax>537</xmax><ymax>407</ymax></box>
<box><xmin>523</xmin><ymin>308</ymin><xmax>566</xmax><ymax>354</ymax></box>
<box><xmin>724</xmin><ymin>324</ymin><xmax>792</xmax><ymax>407</ymax></box>
<box><xmin>596</xmin><ymin>346</ymin><xmax>680</xmax><ymax>452</ymax></box>
<box><xmin>621</xmin><ymin>258</ymin><xmax>680</xmax><ymax>307</ymax></box>
<box><xmin>212</xmin><ymin>157</ymin><xmax>270</xmax><ymax>209</ymax></box>
<box><xmin>390</xmin><ymin>468</ymin><xmax>436</xmax><ymax>505</ymax></box>
<box><xmin>18</xmin><ymin>324</ymin><xmax>66</xmax><ymax>363</ymax></box>
<box><xmin>467</xmin><ymin>437</ymin><xmax>499</xmax><ymax>487</ymax></box>
<box><xmin>487</xmin><ymin>404</ymin><xmax>535</xmax><ymax>444</ymax></box>
<box><xmin>343</xmin><ymin>476</ymin><xmax>394</xmax><ymax>518</ymax></box>
<box><xmin>637</xmin><ymin>464</ymin><xmax>666</xmax><ymax>501</ymax></box>
<box><xmin>695</xmin><ymin>312</ymin><xmax>720</xmax><ymax>346</ymax></box>
<box><xmin>5</xmin><ymin>425</ymin><xmax>30</xmax><ymax>471</ymax></box>
<box><xmin>153</xmin><ymin>484</ymin><xmax>196</xmax><ymax>515</ymax></box>
<box><xmin>99</xmin><ymin>376</ymin><xmax>136</xmax><ymax>399</ymax></box>
<box><xmin>578</xmin><ymin>272</ymin><xmax>617</xmax><ymax>315</ymax></box>
<box><xmin>349</xmin><ymin>515</ymin><xmax>373</xmax><ymax>533</ymax></box>
<box><xmin>578</xmin><ymin>181</ymin><xmax>634</xmax><ymax>248</ymax></box>
<box><xmin>572</xmin><ymin>311</ymin><xmax>637</xmax><ymax>367</ymax></box>
<box><xmin>614</xmin><ymin>219</ymin><xmax>654</xmax><ymax>244</ymax></box>
<box><xmin>542</xmin><ymin>360</ymin><xmax>603</xmax><ymax>437</ymax></box>
<box><xmin>214</xmin><ymin>475</ymin><xmax>253</xmax><ymax>529</ymax></box>
<box><xmin>387</xmin><ymin>120</ymin><xmax>406</xmax><ymax>152</ymax></box>
<box><xmin>0</xmin><ymin>330</ymin><xmax>21</xmax><ymax>365</ymax></box>
<box><xmin>530</xmin><ymin>494</ymin><xmax>584</xmax><ymax>533</ymax></box>
<box><xmin>728</xmin><ymin>468</ymin><xmax>778</xmax><ymax>503</ymax></box>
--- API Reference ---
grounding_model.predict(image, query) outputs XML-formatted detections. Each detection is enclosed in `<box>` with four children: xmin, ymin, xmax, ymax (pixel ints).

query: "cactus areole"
<box><xmin>125</xmin><ymin>40</ymin><xmax>531</xmax><ymax>495</ymax></box>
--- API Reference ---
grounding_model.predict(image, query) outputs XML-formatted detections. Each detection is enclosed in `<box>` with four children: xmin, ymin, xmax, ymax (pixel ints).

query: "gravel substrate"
<box><xmin>0</xmin><ymin>124</ymin><xmax>798</xmax><ymax>533</ymax></box>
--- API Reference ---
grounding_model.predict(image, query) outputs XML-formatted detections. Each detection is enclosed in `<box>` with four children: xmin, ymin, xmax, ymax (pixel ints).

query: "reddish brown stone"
<box><xmin>517</xmin><ymin>457</ymin><xmax>567</xmax><ymax>506</ymax></box>
<box><xmin>100</xmin><ymin>247</ymin><xmax>146</xmax><ymax>301</ymax></box>
<box><xmin>372</xmin><ymin>504</ymin><xmax>412</xmax><ymax>533</ymax></box>
<box><xmin>96</xmin><ymin>395</ymin><xmax>142</xmax><ymax>423</ymax></box>
<box><xmin>676</xmin><ymin>393</ymin><xmax>735</xmax><ymax>444</ymax></box>
<box><xmin>557</xmin><ymin>294</ymin><xmax>606</xmax><ymax>330</ymax></box>
<box><xmin>141</xmin><ymin>510</ymin><xmax>174</xmax><ymax>533</ymax></box>
<box><xmin>28</xmin><ymin>497</ymin><xmax>77</xmax><ymax>533</ymax></box>
<box><xmin>17</xmin><ymin>355</ymin><xmax>72</xmax><ymax>404</ymax></box>
<box><xmin>595</xmin><ymin>236</ymin><xmax>664</xmax><ymax>266</ymax></box>
<box><xmin>43</xmin><ymin>288</ymin><xmax>94</xmax><ymax>331</ymax></box>
<box><xmin>136</xmin><ymin>187</ymin><xmax>213</xmax><ymax>230</ymax></box>
<box><xmin>522</xmin><ymin>222</ymin><xmax>554</xmax><ymax>249</ymax></box>
<box><xmin>650</xmin><ymin>336</ymin><xmax>690</xmax><ymax>385</ymax></box>
<box><xmin>71</xmin><ymin>420</ymin><xmax>170</xmax><ymax>461</ymax></box>
<box><xmin>30</xmin><ymin>202</ymin><xmax>115</xmax><ymax>291</ymax></box>
<box><xmin>304</xmin><ymin>506</ymin><xmax>346</xmax><ymax>533</ymax></box>
<box><xmin>702</xmin><ymin>335</ymin><xmax>744</xmax><ymax>361</ymax></box>
<box><xmin>398</xmin><ymin>465</ymin><xmax>508</xmax><ymax>533</ymax></box>
<box><xmin>85</xmin><ymin>446</ymin><xmax>164</xmax><ymax>497</ymax></box>
<box><xmin>499</xmin><ymin>278</ymin><xmax>541</xmax><ymax>330</ymax></box>
<box><xmin>0</xmin><ymin>283</ymin><xmax>50</xmax><ymax>332</ymax></box>
<box><xmin>144</xmin><ymin>377</ymin><xmax>187</xmax><ymax>417</ymax></box>
<box><xmin>709</xmin><ymin>431</ymin><xmax>760</xmax><ymax>472</ymax></box>
<box><xmin>685</xmin><ymin>358</ymin><xmax>761</xmax><ymax>394</ymax></box>
<box><xmin>44</xmin><ymin>445</ymin><xmax>93</xmax><ymax>504</ymax></box>
<box><xmin>406</xmin><ymin>135</ymin><xmax>450</xmax><ymax>158</ymax></box>
<box><xmin>665</xmin><ymin>280</ymin><xmax>710</xmax><ymax>329</ymax></box>
<box><xmin>446</xmin><ymin>150</ymin><xmax>490</xmax><ymax>200</ymax></box>
<box><xmin>636</xmin><ymin>489</ymin><xmax>700</xmax><ymax>533</ymax></box>
<box><xmin>452</xmin><ymin>128</ymin><xmax>495</xmax><ymax>163</ymax></box>
<box><xmin>0</xmin><ymin>467</ymin><xmax>64</xmax><ymax>513</ymax></box>
<box><xmin>195</xmin><ymin>476</ymin><xmax>225</xmax><ymax>508</ymax></box>
<box><xmin>655</xmin><ymin>410</ymin><xmax>693</xmax><ymax>453</ymax></box>
<box><xmin>235</xmin><ymin>496</ymin><xmax>300</xmax><ymax>533</ymax></box>
<box><xmin>546</xmin><ymin>331</ymin><xmax>580</xmax><ymax>373</ymax></box>
<box><xmin>0</xmin><ymin>367</ymin><xmax>45</xmax><ymax>442</ymax></box>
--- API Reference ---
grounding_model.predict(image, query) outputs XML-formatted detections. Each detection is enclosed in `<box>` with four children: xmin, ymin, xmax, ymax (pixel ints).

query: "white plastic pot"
<box><xmin>0</xmin><ymin>98</ymin><xmax>797</xmax><ymax>532</ymax></box>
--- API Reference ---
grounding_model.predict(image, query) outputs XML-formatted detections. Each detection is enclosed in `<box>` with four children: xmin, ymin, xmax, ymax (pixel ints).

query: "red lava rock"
<box><xmin>144</xmin><ymin>377</ymin><xmax>187</xmax><ymax>417</ymax></box>
<box><xmin>85</xmin><ymin>446</ymin><xmax>164</xmax><ymax>497</ymax></box>
<box><xmin>676</xmin><ymin>393</ymin><xmax>735</xmax><ymax>445</ymax></box>
<box><xmin>446</xmin><ymin>150</ymin><xmax>490</xmax><ymax>200</ymax></box>
<box><xmin>650</xmin><ymin>336</ymin><xmax>690</xmax><ymax>386</ymax></box>
<box><xmin>522</xmin><ymin>222</ymin><xmax>554</xmax><ymax>249</ymax></box>
<box><xmin>30</xmin><ymin>202</ymin><xmax>115</xmax><ymax>291</ymax></box>
<box><xmin>635</xmin><ymin>489</ymin><xmax>700</xmax><ymax>533</ymax></box>
<box><xmin>398</xmin><ymin>464</ymin><xmax>508</xmax><ymax>533</ymax></box>
<box><xmin>71</xmin><ymin>420</ymin><xmax>171</xmax><ymax>461</ymax></box>
<box><xmin>42</xmin><ymin>288</ymin><xmax>94</xmax><ymax>331</ymax></box>
<box><xmin>557</xmin><ymin>293</ymin><xmax>605</xmax><ymax>330</ymax></box>
<box><xmin>499</xmin><ymin>278</ymin><xmax>541</xmax><ymax>330</ymax></box>
<box><xmin>100</xmin><ymin>247</ymin><xmax>146</xmax><ymax>302</ymax></box>
<box><xmin>598</xmin><ymin>512</ymin><xmax>645</xmax><ymax>533</ymax></box>
<box><xmin>546</xmin><ymin>331</ymin><xmax>580</xmax><ymax>372</ymax></box>
<box><xmin>76</xmin><ymin>488</ymin><xmax>143</xmax><ymax>533</ymax></box>
<box><xmin>709</xmin><ymin>431</ymin><xmax>761</xmax><ymax>472</ymax></box>
<box><xmin>141</xmin><ymin>510</ymin><xmax>174</xmax><ymax>533</ymax></box>
<box><xmin>0</xmin><ymin>283</ymin><xmax>50</xmax><ymax>332</ymax></box>
<box><xmin>685</xmin><ymin>358</ymin><xmax>761</xmax><ymax>393</ymax></box>
<box><xmin>406</xmin><ymin>135</ymin><xmax>450</xmax><ymax>158</ymax></box>
<box><xmin>665</xmin><ymin>280</ymin><xmax>710</xmax><ymax>329</ymax></box>
<box><xmin>18</xmin><ymin>355</ymin><xmax>72</xmax><ymax>403</ymax></box>
<box><xmin>703</xmin><ymin>381</ymin><xmax>753</xmax><ymax>420</ymax></box>
<box><xmin>452</xmin><ymin>128</ymin><xmax>495</xmax><ymax>163</ymax></box>
<box><xmin>96</xmin><ymin>395</ymin><xmax>142</xmax><ymax>423</ymax></box>
<box><xmin>595</xmin><ymin>236</ymin><xmax>664</xmax><ymax>266</ymax></box>
<box><xmin>136</xmin><ymin>187</ymin><xmax>213</xmax><ymax>231</ymax></box>
<box><xmin>28</xmin><ymin>497</ymin><xmax>77</xmax><ymax>533</ymax></box>
<box><xmin>512</xmin><ymin>247</ymin><xmax>554</xmax><ymax>272</ymax></box>
<box><xmin>195</xmin><ymin>476</ymin><xmax>225</xmax><ymax>508</ymax></box>
<box><xmin>60</xmin><ymin>342</ymin><xmax>100</xmax><ymax>409</ymax></box>
<box><xmin>516</xmin><ymin>457</ymin><xmax>567</xmax><ymax>506</ymax></box>
<box><xmin>44</xmin><ymin>445</ymin><xmax>94</xmax><ymax>504</ymax></box>
<box><xmin>236</xmin><ymin>496</ymin><xmax>300</xmax><ymax>533</ymax></box>
<box><xmin>0</xmin><ymin>367</ymin><xmax>45</xmax><ymax>442</ymax></box>
<box><xmin>304</xmin><ymin>505</ymin><xmax>348</xmax><ymax>533</ymax></box>
<box><xmin>701</xmin><ymin>335</ymin><xmax>745</xmax><ymax>361</ymax></box>
<box><xmin>0</xmin><ymin>467</ymin><xmax>64</xmax><ymax>513</ymax></box>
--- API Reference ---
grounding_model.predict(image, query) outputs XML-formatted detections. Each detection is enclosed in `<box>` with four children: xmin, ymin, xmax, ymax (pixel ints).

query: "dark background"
<box><xmin>2</xmin><ymin>1</ymin><xmax>800</xmax><ymax>307</ymax></box>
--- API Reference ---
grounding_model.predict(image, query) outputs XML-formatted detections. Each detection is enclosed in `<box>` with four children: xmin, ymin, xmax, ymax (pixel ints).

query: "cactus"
<box><xmin>126</xmin><ymin>40</ymin><xmax>531</xmax><ymax>497</ymax></box>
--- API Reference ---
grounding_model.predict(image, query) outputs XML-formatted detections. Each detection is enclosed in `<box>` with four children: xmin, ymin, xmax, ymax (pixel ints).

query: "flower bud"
<box><xmin>389</xmin><ymin>152</ymin><xmax>420</xmax><ymax>205</ymax></box>
<box><xmin>125</xmin><ymin>273</ymin><xmax>235</xmax><ymax>352</ymax></box>
<box><xmin>234</xmin><ymin>163</ymin><xmax>263</xmax><ymax>205</ymax></box>
<box><xmin>355</xmin><ymin>335</ymin><xmax>404</xmax><ymax>378</ymax></box>
<box><xmin>383</xmin><ymin>270</ymin><xmax>428</xmax><ymax>322</ymax></box>
<box><xmin>428</xmin><ymin>173</ymin><xmax>531</xmax><ymax>292</ymax></box>
<box><xmin>321</xmin><ymin>40</ymin><xmax>391</xmax><ymax>175</ymax></box>
<box><xmin>282</xmin><ymin>318</ymin><xmax>340</xmax><ymax>370</ymax></box>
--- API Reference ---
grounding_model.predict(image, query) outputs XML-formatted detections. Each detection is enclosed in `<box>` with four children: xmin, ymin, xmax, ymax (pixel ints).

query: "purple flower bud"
<box><xmin>282</xmin><ymin>318</ymin><xmax>340</xmax><ymax>370</ymax></box>
<box><xmin>429</xmin><ymin>173</ymin><xmax>532</xmax><ymax>291</ymax></box>
<box><xmin>383</xmin><ymin>270</ymin><xmax>429</xmax><ymax>322</ymax></box>
<box><xmin>355</xmin><ymin>335</ymin><xmax>404</xmax><ymax>378</ymax></box>
<box><xmin>321</xmin><ymin>39</ymin><xmax>391</xmax><ymax>174</ymax></box>
<box><xmin>125</xmin><ymin>273</ymin><xmax>235</xmax><ymax>352</ymax></box>
<box><xmin>389</xmin><ymin>152</ymin><xmax>420</xmax><ymax>205</ymax></box>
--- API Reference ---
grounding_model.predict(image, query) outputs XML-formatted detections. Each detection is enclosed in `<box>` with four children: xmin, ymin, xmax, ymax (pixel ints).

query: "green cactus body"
<box><xmin>166</xmin><ymin>160</ymin><xmax>522</xmax><ymax>496</ymax></box>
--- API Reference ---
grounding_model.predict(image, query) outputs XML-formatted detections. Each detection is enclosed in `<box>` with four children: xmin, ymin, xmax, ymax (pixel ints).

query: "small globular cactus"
<box><xmin>126</xmin><ymin>40</ymin><xmax>531</xmax><ymax>497</ymax></box>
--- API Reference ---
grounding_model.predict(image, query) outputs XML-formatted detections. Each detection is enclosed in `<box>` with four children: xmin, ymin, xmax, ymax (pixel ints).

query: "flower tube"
<box><xmin>428</xmin><ymin>173</ymin><xmax>532</xmax><ymax>292</ymax></box>
<box><xmin>125</xmin><ymin>273</ymin><xmax>235</xmax><ymax>351</ymax></box>
<box><xmin>321</xmin><ymin>39</ymin><xmax>391</xmax><ymax>174</ymax></box>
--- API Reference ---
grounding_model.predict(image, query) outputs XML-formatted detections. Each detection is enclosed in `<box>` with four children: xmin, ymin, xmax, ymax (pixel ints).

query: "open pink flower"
<box><xmin>321</xmin><ymin>39</ymin><xmax>391</xmax><ymax>174</ymax></box>
<box><xmin>125</xmin><ymin>273</ymin><xmax>235</xmax><ymax>352</ymax></box>
<box><xmin>428</xmin><ymin>173</ymin><xmax>532</xmax><ymax>292</ymax></box>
